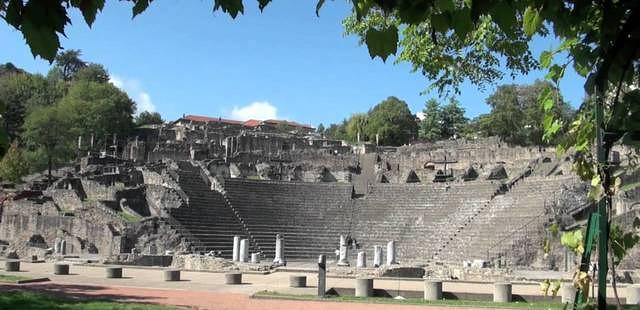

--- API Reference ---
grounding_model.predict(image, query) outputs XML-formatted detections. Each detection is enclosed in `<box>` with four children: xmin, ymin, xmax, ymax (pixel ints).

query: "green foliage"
<box><xmin>482</xmin><ymin>80</ymin><xmax>573</xmax><ymax>146</ymax></box>
<box><xmin>560</xmin><ymin>229</ymin><xmax>584</xmax><ymax>255</ymax></box>
<box><xmin>316</xmin><ymin>123</ymin><xmax>325</xmax><ymax>134</ymax></box>
<box><xmin>418</xmin><ymin>99</ymin><xmax>442</xmax><ymax>141</ymax></box>
<box><xmin>324</xmin><ymin>120</ymin><xmax>347</xmax><ymax>141</ymax></box>
<box><xmin>609</xmin><ymin>223</ymin><xmax>640</xmax><ymax>266</ymax></box>
<box><xmin>440</xmin><ymin>99</ymin><xmax>467</xmax><ymax>138</ymax></box>
<box><xmin>0</xmin><ymin>291</ymin><xmax>177</xmax><ymax>309</ymax></box>
<box><xmin>54</xmin><ymin>49</ymin><xmax>86</xmax><ymax>81</ymax></box>
<box><xmin>365</xmin><ymin>96</ymin><xmax>417</xmax><ymax>146</ymax></box>
<box><xmin>135</xmin><ymin>111</ymin><xmax>163</xmax><ymax>126</ymax></box>
<box><xmin>22</xmin><ymin>104</ymin><xmax>74</xmax><ymax>176</ymax></box>
<box><xmin>73</xmin><ymin>63</ymin><xmax>109</xmax><ymax>83</ymax></box>
<box><xmin>0</xmin><ymin>71</ymin><xmax>64</xmax><ymax>141</ymax></box>
<box><xmin>0</xmin><ymin>142</ymin><xmax>29</xmax><ymax>182</ymax></box>
<box><xmin>345</xmin><ymin>113</ymin><xmax>368</xmax><ymax>142</ymax></box>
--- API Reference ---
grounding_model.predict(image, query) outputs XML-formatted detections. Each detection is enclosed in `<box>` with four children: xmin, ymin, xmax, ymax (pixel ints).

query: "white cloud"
<box><xmin>231</xmin><ymin>101</ymin><xmax>278</xmax><ymax>120</ymax></box>
<box><xmin>416</xmin><ymin>112</ymin><xmax>425</xmax><ymax>120</ymax></box>
<box><xmin>109</xmin><ymin>75</ymin><xmax>156</xmax><ymax>114</ymax></box>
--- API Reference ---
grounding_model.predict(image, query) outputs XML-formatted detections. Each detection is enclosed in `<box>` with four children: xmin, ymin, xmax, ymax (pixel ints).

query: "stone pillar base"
<box><xmin>106</xmin><ymin>267</ymin><xmax>123</xmax><ymax>278</ymax></box>
<box><xmin>5</xmin><ymin>260</ymin><xmax>20</xmax><ymax>272</ymax></box>
<box><xmin>493</xmin><ymin>282</ymin><xmax>512</xmax><ymax>302</ymax></box>
<box><xmin>289</xmin><ymin>275</ymin><xmax>307</xmax><ymax>287</ymax></box>
<box><xmin>225</xmin><ymin>272</ymin><xmax>242</xmax><ymax>285</ymax></box>
<box><xmin>355</xmin><ymin>278</ymin><xmax>374</xmax><ymax>297</ymax></box>
<box><xmin>54</xmin><ymin>263</ymin><xmax>69</xmax><ymax>275</ymax></box>
<box><xmin>164</xmin><ymin>270</ymin><xmax>180</xmax><ymax>281</ymax></box>
<box><xmin>424</xmin><ymin>280</ymin><xmax>443</xmax><ymax>300</ymax></box>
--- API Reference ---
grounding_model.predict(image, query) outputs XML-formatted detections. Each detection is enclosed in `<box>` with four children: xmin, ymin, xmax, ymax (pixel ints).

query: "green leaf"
<box><xmin>214</xmin><ymin>0</ymin><xmax>244</xmax><ymax>18</ymax></box>
<box><xmin>591</xmin><ymin>175</ymin><xmax>601</xmax><ymax>187</ymax></box>
<box><xmin>5</xmin><ymin>0</ymin><xmax>23</xmax><ymax>28</ymax></box>
<box><xmin>364</xmin><ymin>26</ymin><xmax>398</xmax><ymax>62</ymax></box>
<box><xmin>431</xmin><ymin>13</ymin><xmax>450</xmax><ymax>33</ymax></box>
<box><xmin>71</xmin><ymin>0</ymin><xmax>105</xmax><ymax>27</ymax></box>
<box><xmin>315</xmin><ymin>0</ymin><xmax>325</xmax><ymax>16</ymax></box>
<box><xmin>539</xmin><ymin>50</ymin><xmax>553</xmax><ymax>68</ymax></box>
<box><xmin>452</xmin><ymin>8</ymin><xmax>472</xmax><ymax>39</ymax></box>
<box><xmin>490</xmin><ymin>1</ymin><xmax>515</xmax><ymax>34</ymax></box>
<box><xmin>561</xmin><ymin>230</ymin><xmax>583</xmax><ymax>253</ymax></box>
<box><xmin>545</xmin><ymin>64</ymin><xmax>565</xmax><ymax>83</ymax></box>
<box><xmin>435</xmin><ymin>0</ymin><xmax>455</xmax><ymax>12</ymax></box>
<box><xmin>132</xmin><ymin>0</ymin><xmax>151</xmax><ymax>18</ymax></box>
<box><xmin>523</xmin><ymin>6</ymin><xmax>542</xmax><ymax>37</ymax></box>
<box><xmin>257</xmin><ymin>0</ymin><xmax>271</xmax><ymax>11</ymax></box>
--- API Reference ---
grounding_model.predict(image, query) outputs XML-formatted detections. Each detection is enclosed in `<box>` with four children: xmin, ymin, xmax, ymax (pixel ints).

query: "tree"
<box><xmin>483</xmin><ymin>81</ymin><xmax>573</xmax><ymax>145</ymax></box>
<box><xmin>135</xmin><ymin>111</ymin><xmax>163</xmax><ymax>126</ymax></box>
<box><xmin>54</xmin><ymin>50</ymin><xmax>86</xmax><ymax>81</ymax></box>
<box><xmin>0</xmin><ymin>141</ymin><xmax>28</xmax><ymax>182</ymax></box>
<box><xmin>56</xmin><ymin>81</ymin><xmax>136</xmax><ymax>147</ymax></box>
<box><xmin>22</xmin><ymin>105</ymin><xmax>73</xmax><ymax>183</ymax></box>
<box><xmin>0</xmin><ymin>63</ymin><xmax>24</xmax><ymax>76</ymax></box>
<box><xmin>0</xmin><ymin>72</ymin><xmax>64</xmax><ymax>141</ymax></box>
<box><xmin>345</xmin><ymin>113</ymin><xmax>368</xmax><ymax>142</ymax></box>
<box><xmin>73</xmin><ymin>63</ymin><xmax>109</xmax><ymax>83</ymax></box>
<box><xmin>324</xmin><ymin>120</ymin><xmax>348</xmax><ymax>141</ymax></box>
<box><xmin>365</xmin><ymin>96</ymin><xmax>417</xmax><ymax>146</ymax></box>
<box><xmin>440</xmin><ymin>99</ymin><xmax>467</xmax><ymax>139</ymax></box>
<box><xmin>418</xmin><ymin>99</ymin><xmax>442</xmax><ymax>141</ymax></box>
<box><xmin>316</xmin><ymin>123</ymin><xmax>325</xmax><ymax>135</ymax></box>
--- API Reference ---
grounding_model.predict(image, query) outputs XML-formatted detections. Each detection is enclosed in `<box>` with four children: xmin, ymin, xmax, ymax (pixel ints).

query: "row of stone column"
<box><xmin>232</xmin><ymin>234</ymin><xmax>285</xmax><ymax>264</ymax></box>
<box><xmin>339</xmin><ymin>235</ymin><xmax>397</xmax><ymax>267</ymax></box>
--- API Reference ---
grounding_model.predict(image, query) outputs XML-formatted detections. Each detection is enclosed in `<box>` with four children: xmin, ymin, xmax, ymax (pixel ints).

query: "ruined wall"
<box><xmin>0</xmin><ymin>200</ymin><xmax>124</xmax><ymax>257</ymax></box>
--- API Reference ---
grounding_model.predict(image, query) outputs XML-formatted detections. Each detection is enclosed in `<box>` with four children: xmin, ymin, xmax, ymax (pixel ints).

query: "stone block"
<box><xmin>54</xmin><ymin>263</ymin><xmax>69</xmax><ymax>275</ymax></box>
<box><xmin>355</xmin><ymin>278</ymin><xmax>374</xmax><ymax>297</ymax></box>
<box><xmin>225</xmin><ymin>272</ymin><xmax>242</xmax><ymax>285</ymax></box>
<box><xmin>493</xmin><ymin>282</ymin><xmax>512</xmax><ymax>302</ymax></box>
<box><xmin>164</xmin><ymin>269</ymin><xmax>180</xmax><ymax>281</ymax></box>
<box><xmin>4</xmin><ymin>260</ymin><xmax>20</xmax><ymax>272</ymax></box>
<box><xmin>289</xmin><ymin>275</ymin><xmax>306</xmax><ymax>288</ymax></box>
<box><xmin>424</xmin><ymin>280</ymin><xmax>442</xmax><ymax>300</ymax></box>
<box><xmin>106</xmin><ymin>267</ymin><xmax>123</xmax><ymax>278</ymax></box>
<box><xmin>627</xmin><ymin>284</ymin><xmax>640</xmax><ymax>305</ymax></box>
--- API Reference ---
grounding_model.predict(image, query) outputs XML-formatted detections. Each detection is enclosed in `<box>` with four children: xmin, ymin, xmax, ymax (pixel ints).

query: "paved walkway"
<box><xmin>0</xmin><ymin>262</ymin><xmax>615</xmax><ymax>309</ymax></box>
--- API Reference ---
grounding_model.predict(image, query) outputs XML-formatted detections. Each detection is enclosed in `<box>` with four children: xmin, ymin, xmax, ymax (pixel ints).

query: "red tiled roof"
<box><xmin>182</xmin><ymin>115</ymin><xmax>244</xmax><ymax>125</ymax></box>
<box><xmin>263</xmin><ymin>119</ymin><xmax>314</xmax><ymax>129</ymax></box>
<box><xmin>243</xmin><ymin>119</ymin><xmax>261</xmax><ymax>127</ymax></box>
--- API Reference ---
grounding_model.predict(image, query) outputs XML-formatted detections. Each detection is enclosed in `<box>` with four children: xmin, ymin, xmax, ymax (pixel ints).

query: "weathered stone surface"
<box><xmin>164</xmin><ymin>269</ymin><xmax>180</xmax><ymax>281</ymax></box>
<box><xmin>225</xmin><ymin>272</ymin><xmax>242</xmax><ymax>285</ymax></box>
<box><xmin>355</xmin><ymin>278</ymin><xmax>373</xmax><ymax>297</ymax></box>
<box><xmin>289</xmin><ymin>275</ymin><xmax>306</xmax><ymax>288</ymax></box>
<box><xmin>54</xmin><ymin>263</ymin><xmax>69</xmax><ymax>275</ymax></box>
<box><xmin>424</xmin><ymin>280</ymin><xmax>442</xmax><ymax>301</ymax></box>
<box><xmin>493</xmin><ymin>282</ymin><xmax>512</xmax><ymax>302</ymax></box>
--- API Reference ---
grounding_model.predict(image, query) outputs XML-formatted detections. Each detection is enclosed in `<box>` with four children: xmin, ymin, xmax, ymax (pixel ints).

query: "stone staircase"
<box><xmin>223</xmin><ymin>178</ymin><xmax>354</xmax><ymax>260</ymax></box>
<box><xmin>167</xmin><ymin>161</ymin><xmax>251</xmax><ymax>257</ymax></box>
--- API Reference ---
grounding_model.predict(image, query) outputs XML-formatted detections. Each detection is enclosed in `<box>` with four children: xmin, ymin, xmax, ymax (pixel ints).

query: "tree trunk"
<box><xmin>47</xmin><ymin>155</ymin><xmax>52</xmax><ymax>186</ymax></box>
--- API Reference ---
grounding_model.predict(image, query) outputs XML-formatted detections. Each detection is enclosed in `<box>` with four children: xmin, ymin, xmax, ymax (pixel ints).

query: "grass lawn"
<box><xmin>0</xmin><ymin>273</ymin><xmax>33</xmax><ymax>283</ymax></box>
<box><xmin>0</xmin><ymin>291</ymin><xmax>179</xmax><ymax>310</ymax></box>
<box><xmin>253</xmin><ymin>290</ymin><xmax>640</xmax><ymax>309</ymax></box>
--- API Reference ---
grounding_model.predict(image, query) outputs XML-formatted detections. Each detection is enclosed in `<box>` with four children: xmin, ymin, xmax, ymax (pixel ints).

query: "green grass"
<box><xmin>0</xmin><ymin>273</ymin><xmax>32</xmax><ymax>283</ymax></box>
<box><xmin>253</xmin><ymin>290</ymin><xmax>564</xmax><ymax>309</ymax></box>
<box><xmin>118</xmin><ymin>211</ymin><xmax>142</xmax><ymax>223</ymax></box>
<box><xmin>0</xmin><ymin>291</ymin><xmax>179</xmax><ymax>310</ymax></box>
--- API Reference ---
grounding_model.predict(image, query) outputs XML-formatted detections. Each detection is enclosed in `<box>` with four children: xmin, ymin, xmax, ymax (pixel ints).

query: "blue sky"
<box><xmin>1</xmin><ymin>1</ymin><xmax>586</xmax><ymax>127</ymax></box>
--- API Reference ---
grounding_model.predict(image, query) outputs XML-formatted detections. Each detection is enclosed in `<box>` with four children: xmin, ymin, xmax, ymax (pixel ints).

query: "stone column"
<box><xmin>561</xmin><ymin>283</ymin><xmax>577</xmax><ymax>304</ymax></box>
<box><xmin>357</xmin><ymin>251</ymin><xmax>366</xmax><ymax>268</ymax></box>
<box><xmin>424</xmin><ymin>280</ymin><xmax>443</xmax><ymax>300</ymax></box>
<box><xmin>318</xmin><ymin>254</ymin><xmax>326</xmax><ymax>297</ymax></box>
<box><xmin>232</xmin><ymin>236</ymin><xmax>240</xmax><ymax>262</ymax></box>
<box><xmin>386</xmin><ymin>240</ymin><xmax>396</xmax><ymax>266</ymax></box>
<box><xmin>60</xmin><ymin>240</ymin><xmax>67</xmax><ymax>255</ymax></box>
<box><xmin>251</xmin><ymin>253</ymin><xmax>260</xmax><ymax>264</ymax></box>
<box><xmin>273</xmin><ymin>234</ymin><xmax>285</xmax><ymax>265</ymax></box>
<box><xmin>627</xmin><ymin>284</ymin><xmax>640</xmax><ymax>305</ymax></box>
<box><xmin>239</xmin><ymin>239</ymin><xmax>249</xmax><ymax>263</ymax></box>
<box><xmin>373</xmin><ymin>245</ymin><xmax>383</xmax><ymax>267</ymax></box>
<box><xmin>337</xmin><ymin>235</ymin><xmax>349</xmax><ymax>266</ymax></box>
<box><xmin>493</xmin><ymin>282</ymin><xmax>512</xmax><ymax>302</ymax></box>
<box><xmin>54</xmin><ymin>238</ymin><xmax>61</xmax><ymax>254</ymax></box>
